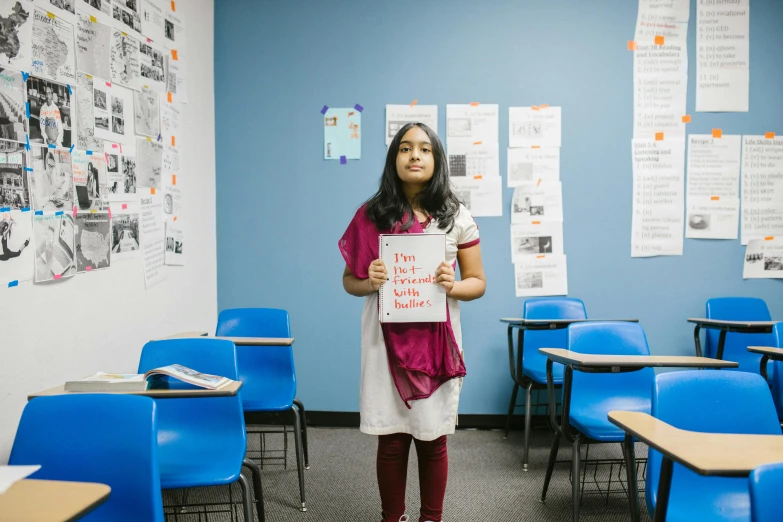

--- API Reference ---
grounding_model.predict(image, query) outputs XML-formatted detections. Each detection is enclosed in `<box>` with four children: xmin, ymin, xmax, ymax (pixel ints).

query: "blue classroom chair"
<box><xmin>540</xmin><ymin>322</ymin><xmax>654</xmax><ymax>522</ymax></box>
<box><xmin>646</xmin><ymin>371</ymin><xmax>782</xmax><ymax>522</ymax></box>
<box><xmin>705</xmin><ymin>297</ymin><xmax>777</xmax><ymax>374</ymax></box>
<box><xmin>216</xmin><ymin>307</ymin><xmax>308</xmax><ymax>511</ymax></box>
<box><xmin>9</xmin><ymin>394</ymin><xmax>164</xmax><ymax>521</ymax></box>
<box><xmin>138</xmin><ymin>338</ymin><xmax>263</xmax><ymax>522</ymax></box>
<box><xmin>750</xmin><ymin>462</ymin><xmax>783</xmax><ymax>522</ymax></box>
<box><xmin>504</xmin><ymin>297</ymin><xmax>587</xmax><ymax>471</ymax></box>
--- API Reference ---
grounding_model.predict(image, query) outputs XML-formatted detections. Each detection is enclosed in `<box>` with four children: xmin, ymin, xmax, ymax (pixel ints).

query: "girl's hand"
<box><xmin>436</xmin><ymin>261</ymin><xmax>456</xmax><ymax>295</ymax></box>
<box><xmin>368</xmin><ymin>259</ymin><xmax>387</xmax><ymax>291</ymax></box>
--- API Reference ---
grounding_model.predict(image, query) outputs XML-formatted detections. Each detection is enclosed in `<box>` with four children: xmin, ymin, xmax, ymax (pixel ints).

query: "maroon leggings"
<box><xmin>377</xmin><ymin>433</ymin><xmax>448</xmax><ymax>522</ymax></box>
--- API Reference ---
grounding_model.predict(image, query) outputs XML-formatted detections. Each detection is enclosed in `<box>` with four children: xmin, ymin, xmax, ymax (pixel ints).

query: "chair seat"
<box><xmin>570</xmin><ymin>396</ymin><xmax>651</xmax><ymax>442</ymax></box>
<box><xmin>159</xmin><ymin>449</ymin><xmax>243</xmax><ymax>489</ymax></box>
<box><xmin>522</xmin><ymin>361</ymin><xmax>564</xmax><ymax>385</ymax></box>
<box><xmin>655</xmin><ymin>466</ymin><xmax>750</xmax><ymax>522</ymax></box>
<box><xmin>240</xmin><ymin>374</ymin><xmax>296</xmax><ymax>412</ymax></box>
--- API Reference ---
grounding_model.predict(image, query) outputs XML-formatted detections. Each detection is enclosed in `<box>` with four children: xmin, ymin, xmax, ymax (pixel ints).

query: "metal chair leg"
<box><xmin>523</xmin><ymin>382</ymin><xmax>533</xmax><ymax>471</ymax></box>
<box><xmin>572</xmin><ymin>435</ymin><xmax>582</xmax><ymax>522</ymax></box>
<box><xmin>243</xmin><ymin>458</ymin><xmax>265</xmax><ymax>522</ymax></box>
<box><xmin>238</xmin><ymin>474</ymin><xmax>254</xmax><ymax>522</ymax></box>
<box><xmin>291</xmin><ymin>406</ymin><xmax>307</xmax><ymax>511</ymax></box>
<box><xmin>540</xmin><ymin>430</ymin><xmax>561</xmax><ymax>502</ymax></box>
<box><xmin>293</xmin><ymin>398</ymin><xmax>309</xmax><ymax>469</ymax></box>
<box><xmin>504</xmin><ymin>382</ymin><xmax>520</xmax><ymax>439</ymax></box>
<box><xmin>621</xmin><ymin>436</ymin><xmax>640</xmax><ymax>522</ymax></box>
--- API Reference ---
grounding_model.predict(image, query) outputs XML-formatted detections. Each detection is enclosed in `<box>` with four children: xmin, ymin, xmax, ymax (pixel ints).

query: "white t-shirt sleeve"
<box><xmin>456</xmin><ymin>204</ymin><xmax>480</xmax><ymax>249</ymax></box>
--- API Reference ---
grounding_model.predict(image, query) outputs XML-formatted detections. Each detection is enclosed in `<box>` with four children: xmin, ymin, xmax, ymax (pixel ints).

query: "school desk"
<box><xmin>687</xmin><ymin>318</ymin><xmax>778</xmax><ymax>359</ymax></box>
<box><xmin>0</xmin><ymin>479</ymin><xmax>110</xmax><ymax>522</ymax></box>
<box><xmin>27</xmin><ymin>380</ymin><xmax>242</xmax><ymax>401</ymax></box>
<box><xmin>158</xmin><ymin>332</ymin><xmax>295</xmax><ymax>346</ymax></box>
<box><xmin>748</xmin><ymin>345</ymin><xmax>783</xmax><ymax>380</ymax></box>
<box><xmin>608</xmin><ymin>410</ymin><xmax>783</xmax><ymax>522</ymax></box>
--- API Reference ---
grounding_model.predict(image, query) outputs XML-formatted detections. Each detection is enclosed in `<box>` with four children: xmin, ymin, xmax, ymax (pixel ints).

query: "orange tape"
<box><xmin>171</xmin><ymin>0</ymin><xmax>176</xmax><ymax>11</ymax></box>
<box><xmin>473</xmin><ymin>141</ymin><xmax>482</xmax><ymax>145</ymax></box>
<box><xmin>172</xmin><ymin>175</ymin><xmax>176</xmax><ymax>185</ymax></box>
<box><xmin>655</xmin><ymin>132</ymin><xmax>664</xmax><ymax>141</ymax></box>
<box><xmin>765</xmin><ymin>236</ymin><xmax>774</xmax><ymax>241</ymax></box>
<box><xmin>469</xmin><ymin>102</ymin><xmax>479</xmax><ymax>106</ymax></box>
<box><xmin>628</xmin><ymin>41</ymin><xmax>637</xmax><ymax>51</ymax></box>
<box><xmin>712</xmin><ymin>129</ymin><xmax>723</xmax><ymax>138</ymax></box>
<box><xmin>531</xmin><ymin>105</ymin><xmax>540</xmax><ymax>111</ymax></box>
<box><xmin>531</xmin><ymin>145</ymin><xmax>540</xmax><ymax>149</ymax></box>
<box><xmin>682</xmin><ymin>115</ymin><xmax>691</xmax><ymax>123</ymax></box>
<box><xmin>536</xmin><ymin>178</ymin><xmax>541</xmax><ymax>187</ymax></box>
<box><xmin>766</xmin><ymin>132</ymin><xmax>776</xmax><ymax>139</ymax></box>
<box><xmin>654</xmin><ymin>35</ymin><xmax>665</xmax><ymax>45</ymax></box>
<box><xmin>171</xmin><ymin>136</ymin><xmax>176</xmax><ymax>147</ymax></box>
<box><xmin>410</xmin><ymin>99</ymin><xmax>417</xmax><ymax>107</ymax></box>
<box><xmin>540</xmin><ymin>104</ymin><xmax>549</xmax><ymax>109</ymax></box>
<box><xmin>532</xmin><ymin>221</ymin><xmax>541</xmax><ymax>225</ymax></box>
<box><xmin>150</xmin><ymin>188</ymin><xmax>156</xmax><ymax>195</ymax></box>
<box><xmin>473</xmin><ymin>175</ymin><xmax>483</xmax><ymax>180</ymax></box>
<box><xmin>536</xmin><ymin>255</ymin><xmax>546</xmax><ymax>259</ymax></box>
<box><xmin>171</xmin><ymin>49</ymin><xmax>178</xmax><ymax>61</ymax></box>
<box><xmin>167</xmin><ymin>92</ymin><xmax>172</xmax><ymax>103</ymax></box>
<box><xmin>173</xmin><ymin>216</ymin><xmax>178</xmax><ymax>221</ymax></box>
<box><xmin>710</xmin><ymin>196</ymin><xmax>720</xmax><ymax>201</ymax></box>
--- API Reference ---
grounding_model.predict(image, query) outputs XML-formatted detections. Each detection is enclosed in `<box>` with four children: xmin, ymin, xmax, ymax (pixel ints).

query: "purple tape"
<box><xmin>320</xmin><ymin>105</ymin><xmax>329</xmax><ymax>114</ymax></box>
<box><xmin>354</xmin><ymin>104</ymin><xmax>363</xmax><ymax>112</ymax></box>
<box><xmin>340</xmin><ymin>156</ymin><xmax>347</xmax><ymax>165</ymax></box>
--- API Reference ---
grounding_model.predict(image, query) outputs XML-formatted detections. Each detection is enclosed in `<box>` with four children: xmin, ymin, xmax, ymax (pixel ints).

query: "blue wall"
<box><xmin>215</xmin><ymin>0</ymin><xmax>783</xmax><ymax>414</ymax></box>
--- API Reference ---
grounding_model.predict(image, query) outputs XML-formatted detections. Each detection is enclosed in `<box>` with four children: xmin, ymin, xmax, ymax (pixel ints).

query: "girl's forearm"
<box><xmin>343</xmin><ymin>272</ymin><xmax>376</xmax><ymax>297</ymax></box>
<box><xmin>448</xmin><ymin>277</ymin><xmax>486</xmax><ymax>302</ymax></box>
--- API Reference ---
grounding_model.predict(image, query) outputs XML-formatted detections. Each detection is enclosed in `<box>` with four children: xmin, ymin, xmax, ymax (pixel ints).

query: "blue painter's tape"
<box><xmin>25</xmin><ymin>102</ymin><xmax>29</xmax><ymax>118</ymax></box>
<box><xmin>25</xmin><ymin>134</ymin><xmax>30</xmax><ymax>150</ymax></box>
<box><xmin>86</xmin><ymin>150</ymin><xmax>92</xmax><ymax>155</ymax></box>
<box><xmin>21</xmin><ymin>71</ymin><xmax>28</xmax><ymax>82</ymax></box>
<box><xmin>20</xmin><ymin>207</ymin><xmax>30</xmax><ymax>212</ymax></box>
<box><xmin>24</xmin><ymin>167</ymin><xmax>32</xmax><ymax>171</ymax></box>
<box><xmin>354</xmin><ymin>104</ymin><xmax>363</xmax><ymax>112</ymax></box>
<box><xmin>69</xmin><ymin>144</ymin><xmax>74</xmax><ymax>152</ymax></box>
<box><xmin>320</xmin><ymin>105</ymin><xmax>329</xmax><ymax>115</ymax></box>
<box><xmin>48</xmin><ymin>144</ymin><xmax>56</xmax><ymax>148</ymax></box>
<box><xmin>340</xmin><ymin>155</ymin><xmax>347</xmax><ymax>165</ymax></box>
<box><xmin>67</xmin><ymin>84</ymin><xmax>72</xmax><ymax>95</ymax></box>
<box><xmin>0</xmin><ymin>207</ymin><xmax>9</xmax><ymax>212</ymax></box>
<box><xmin>55</xmin><ymin>210</ymin><xmax>63</xmax><ymax>216</ymax></box>
<box><xmin>8</xmin><ymin>280</ymin><xmax>18</xmax><ymax>288</ymax></box>
<box><xmin>34</xmin><ymin>210</ymin><xmax>43</xmax><ymax>215</ymax></box>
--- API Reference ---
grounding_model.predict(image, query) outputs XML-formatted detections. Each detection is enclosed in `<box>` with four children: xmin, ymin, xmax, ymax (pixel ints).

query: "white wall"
<box><xmin>0</xmin><ymin>0</ymin><xmax>216</xmax><ymax>462</ymax></box>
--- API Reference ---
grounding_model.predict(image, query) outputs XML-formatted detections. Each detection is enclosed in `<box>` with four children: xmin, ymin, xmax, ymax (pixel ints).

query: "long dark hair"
<box><xmin>365</xmin><ymin>122</ymin><xmax>460</xmax><ymax>232</ymax></box>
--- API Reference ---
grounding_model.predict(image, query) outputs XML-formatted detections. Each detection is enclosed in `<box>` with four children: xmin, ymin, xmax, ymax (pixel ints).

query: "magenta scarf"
<box><xmin>339</xmin><ymin>205</ymin><xmax>466</xmax><ymax>409</ymax></box>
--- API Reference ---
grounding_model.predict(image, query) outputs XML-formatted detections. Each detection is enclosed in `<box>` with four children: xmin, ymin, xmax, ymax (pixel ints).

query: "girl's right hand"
<box><xmin>368</xmin><ymin>259</ymin><xmax>387</xmax><ymax>291</ymax></box>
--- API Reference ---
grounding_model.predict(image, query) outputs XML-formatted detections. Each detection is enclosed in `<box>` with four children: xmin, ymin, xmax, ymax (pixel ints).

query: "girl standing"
<box><xmin>339</xmin><ymin>123</ymin><xmax>486</xmax><ymax>522</ymax></box>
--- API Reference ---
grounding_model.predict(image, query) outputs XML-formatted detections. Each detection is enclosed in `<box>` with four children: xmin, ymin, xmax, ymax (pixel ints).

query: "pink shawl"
<box><xmin>339</xmin><ymin>205</ymin><xmax>466</xmax><ymax>409</ymax></box>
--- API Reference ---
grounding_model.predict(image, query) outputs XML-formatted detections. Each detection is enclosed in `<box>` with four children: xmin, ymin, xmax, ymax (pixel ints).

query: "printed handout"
<box><xmin>741</xmin><ymin>136</ymin><xmax>783</xmax><ymax>244</ymax></box>
<box><xmin>74</xmin><ymin>71</ymin><xmax>104</xmax><ymax>151</ymax></box>
<box><xmin>446</xmin><ymin>104</ymin><xmax>498</xmax><ymax>147</ymax></box>
<box><xmin>0</xmin><ymin>67</ymin><xmax>28</xmax><ymax>144</ymax></box>
<box><xmin>33</xmin><ymin>211</ymin><xmax>75</xmax><ymax>281</ymax></box>
<box><xmin>133</xmin><ymin>86</ymin><xmax>160</xmax><ymax>138</ymax></box>
<box><xmin>514</xmin><ymin>254</ymin><xmax>568</xmax><ymax>297</ymax></box>
<box><xmin>109</xmin><ymin>28</ymin><xmax>139</xmax><ymax>90</ymax></box>
<box><xmin>161</xmin><ymin>141</ymin><xmax>177</xmax><ymax>178</ymax></box>
<box><xmin>450</xmin><ymin>176</ymin><xmax>502</xmax><ymax>217</ymax></box>
<box><xmin>140</xmin><ymin>190</ymin><xmax>165</xmax><ymax>288</ymax></box>
<box><xmin>165</xmin><ymin>48</ymin><xmax>186</xmax><ymax>103</ymax></box>
<box><xmin>324</xmin><ymin>107</ymin><xmax>360</xmax><ymax>161</ymax></box>
<box><xmin>162</xmin><ymin>174</ymin><xmax>179</xmax><ymax>218</ymax></box>
<box><xmin>0</xmin><ymin>145</ymin><xmax>29</xmax><ymax>209</ymax></box>
<box><xmin>685</xmin><ymin>199</ymin><xmax>739</xmax><ymax>240</ymax></box>
<box><xmin>136</xmin><ymin>136</ymin><xmax>161</xmax><ymax>188</ymax></box>
<box><xmin>104</xmin><ymin>140</ymin><xmax>136</xmax><ymax>198</ymax></box>
<box><xmin>27</xmin><ymin>75</ymin><xmax>73</xmax><ymax>148</ymax></box>
<box><xmin>385</xmin><ymin>104</ymin><xmax>437</xmax><ymax>145</ymax></box>
<box><xmin>511</xmin><ymin>182</ymin><xmax>563</xmax><ymax>223</ymax></box>
<box><xmin>0</xmin><ymin>208</ymin><xmax>33</xmax><ymax>286</ymax></box>
<box><xmin>161</xmin><ymin>7</ymin><xmax>183</xmax><ymax>50</ymax></box>
<box><xmin>110</xmin><ymin>199</ymin><xmax>139</xmax><ymax>261</ymax></box>
<box><xmin>29</xmin><ymin>146</ymin><xmax>73</xmax><ymax>211</ymax></box>
<box><xmin>507</xmin><ymin>147</ymin><xmax>560</xmax><ymax>187</ymax></box>
<box><xmin>77</xmin><ymin>0</ymin><xmax>111</xmax><ymax>22</ymax></box>
<box><xmin>0</xmin><ymin>0</ymin><xmax>34</xmax><ymax>71</ymax></box>
<box><xmin>508</xmin><ymin>106</ymin><xmax>561</xmax><ymax>148</ymax></box>
<box><xmin>74</xmin><ymin>210</ymin><xmax>110</xmax><ymax>271</ymax></box>
<box><xmin>30</xmin><ymin>7</ymin><xmax>76</xmax><ymax>84</ymax></box>
<box><xmin>164</xmin><ymin>219</ymin><xmax>182</xmax><ymax>265</ymax></box>
<box><xmin>510</xmin><ymin>221</ymin><xmax>564</xmax><ymax>262</ymax></box>
<box><xmin>636</xmin><ymin>0</ymin><xmax>690</xmax><ymax>25</ymax></box>
<box><xmin>140</xmin><ymin>0</ymin><xmax>165</xmax><ymax>44</ymax></box>
<box><xmin>138</xmin><ymin>39</ymin><xmax>165</xmax><ymax>92</ymax></box>
<box><xmin>34</xmin><ymin>0</ymin><xmax>76</xmax><ymax>22</ymax></box>
<box><xmin>743</xmin><ymin>238</ymin><xmax>783</xmax><ymax>279</ymax></box>
<box><xmin>447</xmin><ymin>141</ymin><xmax>499</xmax><ymax>179</ymax></box>
<box><xmin>75</xmin><ymin>13</ymin><xmax>111</xmax><ymax>80</ymax></box>
<box><xmin>159</xmin><ymin>94</ymin><xmax>179</xmax><ymax>143</ymax></box>
<box><xmin>71</xmin><ymin>149</ymin><xmax>107</xmax><ymax>210</ymax></box>
<box><xmin>92</xmin><ymin>79</ymin><xmax>135</xmax><ymax>145</ymax></box>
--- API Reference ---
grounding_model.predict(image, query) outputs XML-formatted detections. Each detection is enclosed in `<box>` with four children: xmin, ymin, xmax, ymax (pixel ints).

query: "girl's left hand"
<box><xmin>436</xmin><ymin>261</ymin><xmax>456</xmax><ymax>295</ymax></box>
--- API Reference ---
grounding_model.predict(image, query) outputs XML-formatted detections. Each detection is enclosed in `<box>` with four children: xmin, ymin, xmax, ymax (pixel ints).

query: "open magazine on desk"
<box><xmin>64</xmin><ymin>364</ymin><xmax>233</xmax><ymax>392</ymax></box>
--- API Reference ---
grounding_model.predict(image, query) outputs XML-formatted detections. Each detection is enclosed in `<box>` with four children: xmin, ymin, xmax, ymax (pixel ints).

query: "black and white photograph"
<box><xmin>688</xmin><ymin>213</ymin><xmax>711</xmax><ymax>231</ymax></box>
<box><xmin>514</xmin><ymin>255</ymin><xmax>569</xmax><ymax>297</ymax></box>
<box><xmin>447</xmin><ymin>118</ymin><xmax>471</xmax><ymax>137</ymax></box>
<box><xmin>0</xmin><ymin>147</ymin><xmax>29</xmax><ymax>209</ymax></box>
<box><xmin>765</xmin><ymin>256</ymin><xmax>783</xmax><ymax>271</ymax></box>
<box><xmin>112</xmin><ymin>115</ymin><xmax>123</xmax><ymax>133</ymax></box>
<box><xmin>165</xmin><ymin>235</ymin><xmax>173</xmax><ymax>251</ymax></box>
<box><xmin>75</xmin><ymin>211</ymin><xmax>110</xmax><ymax>272</ymax></box>
<box><xmin>47</xmin><ymin>0</ymin><xmax>75</xmax><ymax>15</ymax></box>
<box><xmin>164</xmin><ymin>19</ymin><xmax>172</xmax><ymax>39</ymax></box>
<box><xmin>138</xmin><ymin>40</ymin><xmax>166</xmax><ymax>91</ymax></box>
<box><xmin>453</xmin><ymin>188</ymin><xmax>471</xmax><ymax>210</ymax></box>
<box><xmin>0</xmin><ymin>208</ymin><xmax>33</xmax><ymax>285</ymax></box>
<box><xmin>164</xmin><ymin>220</ymin><xmax>183</xmax><ymax>265</ymax></box>
<box><xmin>29</xmin><ymin>146</ymin><xmax>73</xmax><ymax>211</ymax></box>
<box><xmin>511</xmin><ymin>182</ymin><xmax>563</xmax><ymax>224</ymax></box>
<box><xmin>111</xmin><ymin>207</ymin><xmax>139</xmax><ymax>262</ymax></box>
<box><xmin>111</xmin><ymin>95</ymin><xmax>122</xmax><ymax>116</ymax></box>
<box><xmin>121</xmin><ymin>154</ymin><xmax>136</xmax><ymax>194</ymax></box>
<box><xmin>32</xmin><ymin>212</ymin><xmax>76</xmax><ymax>281</ymax></box>
<box><xmin>448</xmin><ymin>154</ymin><xmax>466</xmax><ymax>177</ymax></box>
<box><xmin>746</xmin><ymin>252</ymin><xmax>763</xmax><ymax>264</ymax></box>
<box><xmin>81</xmin><ymin>0</ymin><xmax>110</xmax><ymax>17</ymax></box>
<box><xmin>516</xmin><ymin>271</ymin><xmax>543</xmax><ymax>290</ymax></box>
<box><xmin>111</xmin><ymin>0</ymin><xmax>141</xmax><ymax>35</ymax></box>
<box><xmin>0</xmin><ymin>67</ymin><xmax>27</xmax><ymax>143</ymax></box>
<box><xmin>0</xmin><ymin>0</ymin><xmax>33</xmax><ymax>70</ymax></box>
<box><xmin>515</xmin><ymin>236</ymin><xmax>553</xmax><ymax>255</ymax></box>
<box><xmin>71</xmin><ymin>149</ymin><xmax>107</xmax><ymax>210</ymax></box>
<box><xmin>94</xmin><ymin>88</ymin><xmax>106</xmax><ymax>110</ymax></box>
<box><xmin>26</xmin><ymin>75</ymin><xmax>72</xmax><ymax>148</ymax></box>
<box><xmin>92</xmin><ymin>79</ymin><xmax>134</xmax><ymax>144</ymax></box>
<box><xmin>30</xmin><ymin>7</ymin><xmax>76</xmax><ymax>84</ymax></box>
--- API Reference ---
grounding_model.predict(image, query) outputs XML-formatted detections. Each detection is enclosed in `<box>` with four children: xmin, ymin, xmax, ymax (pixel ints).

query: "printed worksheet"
<box><xmin>508</xmin><ymin>106</ymin><xmax>561</xmax><ymax>148</ymax></box>
<box><xmin>447</xmin><ymin>141</ymin><xmax>499</xmax><ymax>179</ymax></box>
<box><xmin>507</xmin><ymin>147</ymin><xmax>560</xmax><ymax>187</ymax></box>
<box><xmin>450</xmin><ymin>176</ymin><xmax>502</xmax><ymax>217</ymax></box>
<box><xmin>446</xmin><ymin>103</ymin><xmax>498</xmax><ymax>147</ymax></box>
<box><xmin>514</xmin><ymin>255</ymin><xmax>568</xmax><ymax>297</ymax></box>
<box><xmin>511</xmin><ymin>182</ymin><xmax>563</xmax><ymax>223</ymax></box>
<box><xmin>741</xmin><ymin>136</ymin><xmax>783</xmax><ymax>244</ymax></box>
<box><xmin>385</xmin><ymin>104</ymin><xmax>437</xmax><ymax>145</ymax></box>
<box><xmin>510</xmin><ymin>221</ymin><xmax>564</xmax><ymax>262</ymax></box>
<box><xmin>743</xmin><ymin>237</ymin><xmax>783</xmax><ymax>279</ymax></box>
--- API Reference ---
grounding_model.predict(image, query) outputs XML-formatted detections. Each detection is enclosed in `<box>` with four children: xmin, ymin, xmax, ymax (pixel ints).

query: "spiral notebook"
<box><xmin>379</xmin><ymin>233</ymin><xmax>447</xmax><ymax>323</ymax></box>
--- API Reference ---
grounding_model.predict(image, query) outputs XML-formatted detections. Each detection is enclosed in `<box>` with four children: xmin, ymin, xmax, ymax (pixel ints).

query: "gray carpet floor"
<box><xmin>163</xmin><ymin>426</ymin><xmax>652</xmax><ymax>522</ymax></box>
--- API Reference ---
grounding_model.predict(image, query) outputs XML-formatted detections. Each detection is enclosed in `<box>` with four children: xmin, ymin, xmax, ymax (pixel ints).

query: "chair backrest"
<box><xmin>750</xmin><ymin>462</ymin><xmax>783</xmax><ymax>522</ymax></box>
<box><xmin>138</xmin><ymin>338</ymin><xmax>247</xmax><ymax>480</ymax></box>
<box><xmin>646</xmin><ymin>371</ymin><xmax>782</xmax><ymax>514</ymax></box>
<box><xmin>568</xmin><ymin>321</ymin><xmax>655</xmax><ymax>418</ymax></box>
<box><xmin>522</xmin><ymin>298</ymin><xmax>587</xmax><ymax>379</ymax></box>
<box><xmin>705</xmin><ymin>297</ymin><xmax>775</xmax><ymax>372</ymax></box>
<box><xmin>771</xmin><ymin>323</ymin><xmax>783</xmax><ymax>418</ymax></box>
<box><xmin>9</xmin><ymin>394</ymin><xmax>163</xmax><ymax>522</ymax></box>
<box><xmin>216</xmin><ymin>308</ymin><xmax>296</xmax><ymax>409</ymax></box>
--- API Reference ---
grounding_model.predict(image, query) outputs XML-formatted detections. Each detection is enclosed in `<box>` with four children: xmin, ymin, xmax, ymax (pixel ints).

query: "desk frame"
<box><xmin>688</xmin><ymin>318</ymin><xmax>776</xmax><ymax>359</ymax></box>
<box><xmin>748</xmin><ymin>345</ymin><xmax>783</xmax><ymax>380</ymax></box>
